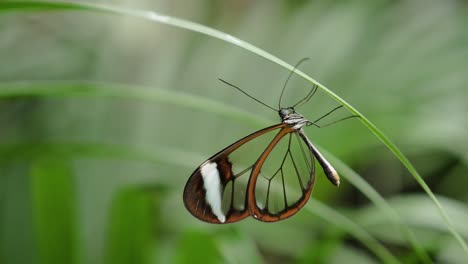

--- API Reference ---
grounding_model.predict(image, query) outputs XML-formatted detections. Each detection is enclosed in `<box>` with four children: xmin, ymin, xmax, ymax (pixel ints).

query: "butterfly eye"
<box><xmin>279</xmin><ymin>108</ymin><xmax>290</xmax><ymax>117</ymax></box>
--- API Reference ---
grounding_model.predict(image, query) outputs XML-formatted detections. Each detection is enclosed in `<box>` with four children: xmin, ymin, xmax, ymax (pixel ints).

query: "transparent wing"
<box><xmin>183</xmin><ymin>124</ymin><xmax>284</xmax><ymax>224</ymax></box>
<box><xmin>247</xmin><ymin>129</ymin><xmax>316</xmax><ymax>222</ymax></box>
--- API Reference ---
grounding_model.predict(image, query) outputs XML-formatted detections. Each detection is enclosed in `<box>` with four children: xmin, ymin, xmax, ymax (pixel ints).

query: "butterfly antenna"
<box><xmin>293</xmin><ymin>84</ymin><xmax>318</xmax><ymax>108</ymax></box>
<box><xmin>278</xmin><ymin>57</ymin><xmax>310</xmax><ymax>109</ymax></box>
<box><xmin>218</xmin><ymin>78</ymin><xmax>277</xmax><ymax>112</ymax></box>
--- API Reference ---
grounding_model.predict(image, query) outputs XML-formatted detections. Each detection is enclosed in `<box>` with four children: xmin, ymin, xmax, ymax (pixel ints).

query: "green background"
<box><xmin>1</xmin><ymin>1</ymin><xmax>467</xmax><ymax>263</ymax></box>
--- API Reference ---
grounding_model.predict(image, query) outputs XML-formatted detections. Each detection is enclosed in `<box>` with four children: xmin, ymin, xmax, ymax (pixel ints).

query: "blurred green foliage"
<box><xmin>1</xmin><ymin>1</ymin><xmax>468</xmax><ymax>263</ymax></box>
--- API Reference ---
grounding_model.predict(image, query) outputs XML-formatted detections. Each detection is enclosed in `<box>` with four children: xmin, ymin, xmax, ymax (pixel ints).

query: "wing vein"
<box><xmin>289</xmin><ymin>148</ymin><xmax>305</xmax><ymax>192</ymax></box>
<box><xmin>281</xmin><ymin>168</ymin><xmax>287</xmax><ymax>209</ymax></box>
<box><xmin>266</xmin><ymin>178</ymin><xmax>271</xmax><ymax>209</ymax></box>
<box><xmin>235</xmin><ymin>164</ymin><xmax>253</xmax><ymax>179</ymax></box>
<box><xmin>295</xmin><ymin>132</ymin><xmax>312</xmax><ymax>172</ymax></box>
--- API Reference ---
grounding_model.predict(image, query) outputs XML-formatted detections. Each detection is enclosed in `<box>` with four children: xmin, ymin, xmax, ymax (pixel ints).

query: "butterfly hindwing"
<box><xmin>247</xmin><ymin>128</ymin><xmax>316</xmax><ymax>222</ymax></box>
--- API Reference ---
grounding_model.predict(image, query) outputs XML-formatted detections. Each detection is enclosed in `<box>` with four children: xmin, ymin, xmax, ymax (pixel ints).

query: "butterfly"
<box><xmin>183</xmin><ymin>59</ymin><xmax>351</xmax><ymax>223</ymax></box>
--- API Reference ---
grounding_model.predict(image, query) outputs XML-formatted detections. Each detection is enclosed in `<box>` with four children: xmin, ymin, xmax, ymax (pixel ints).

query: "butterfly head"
<box><xmin>279</xmin><ymin>107</ymin><xmax>295</xmax><ymax>118</ymax></box>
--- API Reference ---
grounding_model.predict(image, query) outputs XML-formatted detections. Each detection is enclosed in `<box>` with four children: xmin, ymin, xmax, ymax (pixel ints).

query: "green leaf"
<box><xmin>30</xmin><ymin>156</ymin><xmax>77</xmax><ymax>264</ymax></box>
<box><xmin>105</xmin><ymin>188</ymin><xmax>157</xmax><ymax>264</ymax></box>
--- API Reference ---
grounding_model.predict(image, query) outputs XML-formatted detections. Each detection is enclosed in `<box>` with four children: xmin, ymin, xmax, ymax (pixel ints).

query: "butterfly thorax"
<box><xmin>279</xmin><ymin>107</ymin><xmax>309</xmax><ymax>130</ymax></box>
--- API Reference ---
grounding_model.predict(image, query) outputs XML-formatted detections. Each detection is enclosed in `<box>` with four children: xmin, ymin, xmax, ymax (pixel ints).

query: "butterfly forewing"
<box><xmin>249</xmin><ymin>128</ymin><xmax>316</xmax><ymax>222</ymax></box>
<box><xmin>183</xmin><ymin>124</ymin><xmax>283</xmax><ymax>224</ymax></box>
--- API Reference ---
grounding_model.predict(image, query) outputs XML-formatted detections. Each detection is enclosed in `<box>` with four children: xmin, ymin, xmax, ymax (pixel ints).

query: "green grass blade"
<box><xmin>0</xmin><ymin>81</ymin><xmax>269</xmax><ymax>128</ymax></box>
<box><xmin>324</xmin><ymin>151</ymin><xmax>431</xmax><ymax>263</ymax></box>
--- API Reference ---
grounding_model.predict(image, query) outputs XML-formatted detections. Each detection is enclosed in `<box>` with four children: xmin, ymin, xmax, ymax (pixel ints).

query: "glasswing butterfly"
<box><xmin>183</xmin><ymin>58</ymin><xmax>351</xmax><ymax>223</ymax></box>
